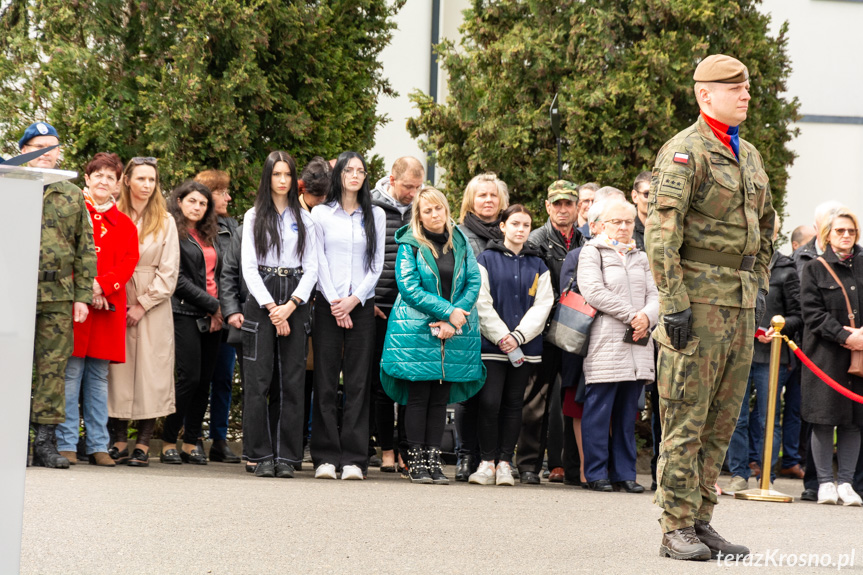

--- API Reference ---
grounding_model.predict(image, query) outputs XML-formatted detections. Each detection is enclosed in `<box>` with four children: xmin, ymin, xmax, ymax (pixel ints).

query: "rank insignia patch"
<box><xmin>673</xmin><ymin>152</ymin><xmax>689</xmax><ymax>165</ymax></box>
<box><xmin>658</xmin><ymin>172</ymin><xmax>688</xmax><ymax>198</ymax></box>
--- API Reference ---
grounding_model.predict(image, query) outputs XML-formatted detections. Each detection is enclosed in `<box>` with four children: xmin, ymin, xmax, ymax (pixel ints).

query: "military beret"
<box><xmin>19</xmin><ymin>122</ymin><xmax>59</xmax><ymax>149</ymax></box>
<box><xmin>693</xmin><ymin>54</ymin><xmax>749</xmax><ymax>84</ymax></box>
<box><xmin>547</xmin><ymin>180</ymin><xmax>578</xmax><ymax>203</ymax></box>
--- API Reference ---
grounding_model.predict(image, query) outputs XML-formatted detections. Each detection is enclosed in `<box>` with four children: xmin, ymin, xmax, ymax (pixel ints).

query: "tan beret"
<box><xmin>693</xmin><ymin>54</ymin><xmax>749</xmax><ymax>84</ymax></box>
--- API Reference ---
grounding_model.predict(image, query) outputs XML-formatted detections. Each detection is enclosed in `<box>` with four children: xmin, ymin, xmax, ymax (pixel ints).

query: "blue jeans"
<box><xmin>209</xmin><ymin>341</ymin><xmax>236</xmax><ymax>441</ymax></box>
<box><xmin>727</xmin><ymin>362</ymin><xmax>787</xmax><ymax>480</ymax></box>
<box><xmin>57</xmin><ymin>356</ymin><xmax>110</xmax><ymax>454</ymax></box>
<box><xmin>780</xmin><ymin>364</ymin><xmax>802</xmax><ymax>468</ymax></box>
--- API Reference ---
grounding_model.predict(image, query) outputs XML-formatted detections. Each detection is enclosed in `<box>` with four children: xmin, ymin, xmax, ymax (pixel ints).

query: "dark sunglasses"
<box><xmin>130</xmin><ymin>156</ymin><xmax>158</xmax><ymax>166</ymax></box>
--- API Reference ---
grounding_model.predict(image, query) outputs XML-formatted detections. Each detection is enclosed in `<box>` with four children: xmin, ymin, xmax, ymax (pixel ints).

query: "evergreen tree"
<box><xmin>408</xmin><ymin>0</ymin><xmax>798</xmax><ymax>217</ymax></box>
<box><xmin>0</xmin><ymin>0</ymin><xmax>403</xmax><ymax>211</ymax></box>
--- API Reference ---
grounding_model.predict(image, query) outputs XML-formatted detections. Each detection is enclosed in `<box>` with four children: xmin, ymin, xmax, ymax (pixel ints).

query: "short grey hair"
<box><xmin>599</xmin><ymin>199</ymin><xmax>637</xmax><ymax>221</ymax></box>
<box><xmin>813</xmin><ymin>200</ymin><xmax>843</xmax><ymax>229</ymax></box>
<box><xmin>595</xmin><ymin>186</ymin><xmax>626</xmax><ymax>203</ymax></box>
<box><xmin>587</xmin><ymin>200</ymin><xmax>606</xmax><ymax>224</ymax></box>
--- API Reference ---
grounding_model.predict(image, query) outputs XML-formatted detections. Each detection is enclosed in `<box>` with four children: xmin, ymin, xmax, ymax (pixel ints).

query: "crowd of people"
<box><xmin>20</xmin><ymin>113</ymin><xmax>863</xmax><ymax>506</ymax></box>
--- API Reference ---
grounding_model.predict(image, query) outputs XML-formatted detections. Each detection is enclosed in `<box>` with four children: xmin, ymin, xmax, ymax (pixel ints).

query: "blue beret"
<box><xmin>19</xmin><ymin>122</ymin><xmax>60</xmax><ymax>149</ymax></box>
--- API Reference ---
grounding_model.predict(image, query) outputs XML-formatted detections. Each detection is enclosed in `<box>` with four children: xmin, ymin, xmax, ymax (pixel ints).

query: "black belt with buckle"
<box><xmin>37</xmin><ymin>264</ymin><xmax>73</xmax><ymax>282</ymax></box>
<box><xmin>258</xmin><ymin>265</ymin><xmax>303</xmax><ymax>277</ymax></box>
<box><xmin>680</xmin><ymin>246</ymin><xmax>756</xmax><ymax>272</ymax></box>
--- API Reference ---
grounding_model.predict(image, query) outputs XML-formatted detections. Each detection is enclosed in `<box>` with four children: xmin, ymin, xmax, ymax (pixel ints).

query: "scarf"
<box><xmin>83</xmin><ymin>188</ymin><xmax>115</xmax><ymax>239</ymax></box>
<box><xmin>596</xmin><ymin>233</ymin><xmax>637</xmax><ymax>255</ymax></box>
<box><xmin>702</xmin><ymin>111</ymin><xmax>740</xmax><ymax>160</ymax></box>
<box><xmin>463</xmin><ymin>212</ymin><xmax>503</xmax><ymax>242</ymax></box>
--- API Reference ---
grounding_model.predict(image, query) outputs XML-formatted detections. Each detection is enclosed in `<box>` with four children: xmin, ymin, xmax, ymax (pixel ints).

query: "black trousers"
<box><xmin>405</xmin><ymin>380</ymin><xmax>453</xmax><ymax>448</ymax></box>
<box><xmin>311</xmin><ymin>294</ymin><xmax>374</xmax><ymax>471</ymax></box>
<box><xmin>241</xmin><ymin>277</ymin><xmax>309</xmax><ymax>465</ymax></box>
<box><xmin>479</xmin><ymin>360</ymin><xmax>534</xmax><ymax>463</ymax></box>
<box><xmin>517</xmin><ymin>343</ymin><xmax>562</xmax><ymax>473</ymax></box>
<box><xmin>164</xmin><ymin>314</ymin><xmax>221</xmax><ymax>445</ymax></box>
<box><xmin>370</xmin><ymin>312</ymin><xmax>398</xmax><ymax>451</ymax></box>
<box><xmin>455</xmin><ymin>396</ymin><xmax>480</xmax><ymax>460</ymax></box>
<box><xmin>547</xmin><ymin>373</ymin><xmax>564</xmax><ymax>468</ymax></box>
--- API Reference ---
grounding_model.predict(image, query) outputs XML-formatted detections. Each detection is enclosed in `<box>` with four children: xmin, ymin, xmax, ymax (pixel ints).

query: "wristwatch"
<box><xmin>290</xmin><ymin>295</ymin><xmax>303</xmax><ymax>307</ymax></box>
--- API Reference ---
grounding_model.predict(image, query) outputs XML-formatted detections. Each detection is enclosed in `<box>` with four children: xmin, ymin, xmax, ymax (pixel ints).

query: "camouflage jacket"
<box><xmin>38</xmin><ymin>180</ymin><xmax>97</xmax><ymax>303</ymax></box>
<box><xmin>645</xmin><ymin>115</ymin><xmax>775</xmax><ymax>315</ymax></box>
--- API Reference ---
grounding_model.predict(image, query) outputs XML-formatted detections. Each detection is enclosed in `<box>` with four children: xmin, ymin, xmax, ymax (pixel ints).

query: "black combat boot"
<box><xmin>406</xmin><ymin>445</ymin><xmax>432</xmax><ymax>484</ymax></box>
<box><xmin>694</xmin><ymin>519</ymin><xmax>750</xmax><ymax>559</ymax></box>
<box><xmin>455</xmin><ymin>454</ymin><xmax>473</xmax><ymax>482</ymax></box>
<box><xmin>659</xmin><ymin>526</ymin><xmax>711</xmax><ymax>561</ymax></box>
<box><xmin>31</xmin><ymin>424</ymin><xmax>71</xmax><ymax>469</ymax></box>
<box><xmin>425</xmin><ymin>447</ymin><xmax>449</xmax><ymax>485</ymax></box>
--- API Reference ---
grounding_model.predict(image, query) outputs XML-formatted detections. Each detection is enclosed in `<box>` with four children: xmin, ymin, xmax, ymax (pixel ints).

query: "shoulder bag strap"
<box><xmin>817</xmin><ymin>256</ymin><xmax>856</xmax><ymax>328</ymax></box>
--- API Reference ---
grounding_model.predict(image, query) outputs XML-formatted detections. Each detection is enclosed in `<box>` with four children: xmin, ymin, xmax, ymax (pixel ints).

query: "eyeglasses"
<box><xmin>832</xmin><ymin>228</ymin><xmax>858</xmax><ymax>237</ymax></box>
<box><xmin>344</xmin><ymin>168</ymin><xmax>367</xmax><ymax>178</ymax></box>
<box><xmin>131</xmin><ymin>156</ymin><xmax>158</xmax><ymax>166</ymax></box>
<box><xmin>604</xmin><ymin>218</ymin><xmax>635</xmax><ymax>227</ymax></box>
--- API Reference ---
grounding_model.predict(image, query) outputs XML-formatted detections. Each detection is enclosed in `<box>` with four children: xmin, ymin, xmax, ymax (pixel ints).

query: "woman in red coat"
<box><xmin>56</xmin><ymin>153</ymin><xmax>139</xmax><ymax>467</ymax></box>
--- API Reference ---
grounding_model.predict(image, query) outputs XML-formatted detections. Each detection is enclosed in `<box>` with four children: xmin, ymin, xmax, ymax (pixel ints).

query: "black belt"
<box><xmin>37</xmin><ymin>264</ymin><xmax>73</xmax><ymax>282</ymax></box>
<box><xmin>258</xmin><ymin>265</ymin><xmax>303</xmax><ymax>277</ymax></box>
<box><xmin>680</xmin><ymin>246</ymin><xmax>756</xmax><ymax>272</ymax></box>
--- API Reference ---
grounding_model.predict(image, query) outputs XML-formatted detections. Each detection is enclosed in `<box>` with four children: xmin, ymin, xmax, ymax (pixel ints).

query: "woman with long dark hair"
<box><xmin>240</xmin><ymin>151</ymin><xmax>318</xmax><ymax>478</ymax></box>
<box><xmin>160</xmin><ymin>180</ymin><xmax>223</xmax><ymax>465</ymax></box>
<box><xmin>310</xmin><ymin>151</ymin><xmax>385</xmax><ymax>480</ymax></box>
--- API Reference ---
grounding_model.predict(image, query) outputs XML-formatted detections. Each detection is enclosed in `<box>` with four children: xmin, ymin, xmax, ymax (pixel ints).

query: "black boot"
<box><xmin>455</xmin><ymin>454</ymin><xmax>473</xmax><ymax>482</ymax></box>
<box><xmin>209</xmin><ymin>439</ymin><xmax>241</xmax><ymax>463</ymax></box>
<box><xmin>406</xmin><ymin>445</ymin><xmax>432</xmax><ymax>484</ymax></box>
<box><xmin>31</xmin><ymin>424</ymin><xmax>70</xmax><ymax>469</ymax></box>
<box><xmin>426</xmin><ymin>447</ymin><xmax>449</xmax><ymax>485</ymax></box>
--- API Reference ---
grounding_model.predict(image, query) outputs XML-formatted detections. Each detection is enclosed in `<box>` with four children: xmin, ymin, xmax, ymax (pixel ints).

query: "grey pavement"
<box><xmin>20</xmin><ymin>463</ymin><xmax>863</xmax><ymax>575</ymax></box>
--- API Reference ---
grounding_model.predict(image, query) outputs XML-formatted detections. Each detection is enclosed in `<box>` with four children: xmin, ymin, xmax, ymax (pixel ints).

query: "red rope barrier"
<box><xmin>792</xmin><ymin>347</ymin><xmax>863</xmax><ymax>404</ymax></box>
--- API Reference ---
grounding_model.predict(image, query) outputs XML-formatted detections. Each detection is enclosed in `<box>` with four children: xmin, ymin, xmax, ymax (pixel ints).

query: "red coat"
<box><xmin>73</xmin><ymin>202</ymin><xmax>139</xmax><ymax>362</ymax></box>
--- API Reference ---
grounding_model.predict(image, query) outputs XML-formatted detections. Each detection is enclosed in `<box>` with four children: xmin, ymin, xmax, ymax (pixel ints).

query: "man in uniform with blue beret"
<box><xmin>645</xmin><ymin>55</ymin><xmax>775</xmax><ymax>560</ymax></box>
<box><xmin>21</xmin><ymin>121</ymin><xmax>97</xmax><ymax>468</ymax></box>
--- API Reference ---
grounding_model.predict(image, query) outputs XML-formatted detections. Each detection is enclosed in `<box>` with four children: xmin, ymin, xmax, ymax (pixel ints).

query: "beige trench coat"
<box><xmin>108</xmin><ymin>214</ymin><xmax>179</xmax><ymax>419</ymax></box>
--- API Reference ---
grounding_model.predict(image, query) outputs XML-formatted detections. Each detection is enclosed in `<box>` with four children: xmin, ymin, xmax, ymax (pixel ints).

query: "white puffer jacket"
<box><xmin>576</xmin><ymin>241</ymin><xmax>659</xmax><ymax>384</ymax></box>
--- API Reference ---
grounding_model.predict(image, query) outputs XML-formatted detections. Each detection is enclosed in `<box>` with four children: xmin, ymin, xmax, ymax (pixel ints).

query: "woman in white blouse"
<box><xmin>240</xmin><ymin>151</ymin><xmax>318</xmax><ymax>479</ymax></box>
<box><xmin>310</xmin><ymin>151</ymin><xmax>385</xmax><ymax>480</ymax></box>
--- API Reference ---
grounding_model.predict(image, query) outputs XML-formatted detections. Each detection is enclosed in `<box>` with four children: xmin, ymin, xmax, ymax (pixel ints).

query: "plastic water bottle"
<box><xmin>507</xmin><ymin>347</ymin><xmax>525</xmax><ymax>367</ymax></box>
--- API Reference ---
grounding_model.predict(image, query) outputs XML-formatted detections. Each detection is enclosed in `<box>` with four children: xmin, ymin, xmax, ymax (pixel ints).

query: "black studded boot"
<box><xmin>31</xmin><ymin>424</ymin><xmax>70</xmax><ymax>469</ymax></box>
<box><xmin>407</xmin><ymin>445</ymin><xmax>432</xmax><ymax>484</ymax></box>
<box><xmin>426</xmin><ymin>446</ymin><xmax>449</xmax><ymax>485</ymax></box>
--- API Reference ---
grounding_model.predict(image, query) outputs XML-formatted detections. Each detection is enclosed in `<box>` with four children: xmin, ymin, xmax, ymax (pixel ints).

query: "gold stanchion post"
<box><xmin>735</xmin><ymin>315</ymin><xmax>793</xmax><ymax>502</ymax></box>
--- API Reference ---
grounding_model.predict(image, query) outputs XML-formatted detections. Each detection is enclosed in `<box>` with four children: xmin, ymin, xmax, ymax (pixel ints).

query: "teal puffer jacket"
<box><xmin>380</xmin><ymin>224</ymin><xmax>485</xmax><ymax>405</ymax></box>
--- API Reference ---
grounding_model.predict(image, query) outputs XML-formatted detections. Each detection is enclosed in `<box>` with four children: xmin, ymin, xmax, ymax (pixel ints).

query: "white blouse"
<box><xmin>311</xmin><ymin>201</ymin><xmax>385</xmax><ymax>305</ymax></box>
<box><xmin>241</xmin><ymin>207</ymin><xmax>318</xmax><ymax>306</ymax></box>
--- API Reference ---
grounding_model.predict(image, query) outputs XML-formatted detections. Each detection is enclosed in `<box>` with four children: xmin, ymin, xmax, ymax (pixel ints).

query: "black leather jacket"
<box><xmin>172</xmin><ymin>232</ymin><xmax>222</xmax><ymax>316</ymax></box>
<box><xmin>219</xmin><ymin>223</ymin><xmax>248</xmax><ymax>320</ymax></box>
<box><xmin>527</xmin><ymin>220</ymin><xmax>585</xmax><ymax>298</ymax></box>
<box><xmin>753</xmin><ymin>251</ymin><xmax>802</xmax><ymax>364</ymax></box>
<box><xmin>372</xmin><ymin>189</ymin><xmax>411</xmax><ymax>309</ymax></box>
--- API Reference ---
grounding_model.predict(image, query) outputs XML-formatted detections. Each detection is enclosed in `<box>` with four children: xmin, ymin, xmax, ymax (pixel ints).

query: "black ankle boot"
<box><xmin>426</xmin><ymin>447</ymin><xmax>449</xmax><ymax>485</ymax></box>
<box><xmin>455</xmin><ymin>454</ymin><xmax>473</xmax><ymax>482</ymax></box>
<box><xmin>407</xmin><ymin>445</ymin><xmax>432</xmax><ymax>484</ymax></box>
<box><xmin>31</xmin><ymin>424</ymin><xmax>70</xmax><ymax>469</ymax></box>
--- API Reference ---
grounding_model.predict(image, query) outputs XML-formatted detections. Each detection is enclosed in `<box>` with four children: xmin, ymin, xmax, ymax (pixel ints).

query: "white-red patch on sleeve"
<box><xmin>673</xmin><ymin>152</ymin><xmax>689</xmax><ymax>165</ymax></box>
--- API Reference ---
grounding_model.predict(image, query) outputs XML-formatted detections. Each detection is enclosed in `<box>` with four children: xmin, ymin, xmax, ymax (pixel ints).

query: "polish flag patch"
<box><xmin>673</xmin><ymin>152</ymin><xmax>689</xmax><ymax>165</ymax></box>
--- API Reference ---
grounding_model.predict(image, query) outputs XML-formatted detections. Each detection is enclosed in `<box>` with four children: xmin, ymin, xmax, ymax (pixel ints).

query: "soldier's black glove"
<box><xmin>755</xmin><ymin>288</ymin><xmax>768</xmax><ymax>327</ymax></box>
<box><xmin>664</xmin><ymin>308</ymin><xmax>692</xmax><ymax>350</ymax></box>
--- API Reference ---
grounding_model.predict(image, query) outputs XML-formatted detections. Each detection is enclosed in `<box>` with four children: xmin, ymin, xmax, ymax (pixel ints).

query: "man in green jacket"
<box><xmin>21</xmin><ymin>122</ymin><xmax>97</xmax><ymax>468</ymax></box>
<box><xmin>645</xmin><ymin>55</ymin><xmax>775</xmax><ymax>560</ymax></box>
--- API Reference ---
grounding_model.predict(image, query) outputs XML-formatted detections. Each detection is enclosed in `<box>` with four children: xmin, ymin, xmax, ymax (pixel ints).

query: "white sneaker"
<box><xmin>837</xmin><ymin>483</ymin><xmax>863</xmax><ymax>506</ymax></box>
<box><xmin>817</xmin><ymin>482</ymin><xmax>839</xmax><ymax>505</ymax></box>
<box><xmin>468</xmin><ymin>460</ymin><xmax>496</xmax><ymax>485</ymax></box>
<box><xmin>341</xmin><ymin>464</ymin><xmax>364</xmax><ymax>480</ymax></box>
<box><xmin>495</xmin><ymin>461</ymin><xmax>515</xmax><ymax>486</ymax></box>
<box><xmin>727</xmin><ymin>476</ymin><xmax>748</xmax><ymax>493</ymax></box>
<box><xmin>314</xmin><ymin>463</ymin><xmax>337</xmax><ymax>479</ymax></box>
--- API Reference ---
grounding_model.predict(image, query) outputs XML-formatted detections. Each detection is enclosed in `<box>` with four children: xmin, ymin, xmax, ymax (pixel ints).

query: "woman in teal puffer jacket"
<box><xmin>381</xmin><ymin>187</ymin><xmax>485</xmax><ymax>484</ymax></box>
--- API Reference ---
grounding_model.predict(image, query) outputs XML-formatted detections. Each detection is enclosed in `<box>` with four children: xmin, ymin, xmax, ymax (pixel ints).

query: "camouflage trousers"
<box><xmin>653</xmin><ymin>303</ymin><xmax>754</xmax><ymax>532</ymax></box>
<box><xmin>31</xmin><ymin>301</ymin><xmax>73</xmax><ymax>424</ymax></box>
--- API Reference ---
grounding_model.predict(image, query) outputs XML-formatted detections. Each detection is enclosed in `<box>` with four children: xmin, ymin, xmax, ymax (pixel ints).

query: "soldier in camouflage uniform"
<box><xmin>645</xmin><ymin>56</ymin><xmax>775</xmax><ymax>560</ymax></box>
<box><xmin>20</xmin><ymin>122</ymin><xmax>97</xmax><ymax>468</ymax></box>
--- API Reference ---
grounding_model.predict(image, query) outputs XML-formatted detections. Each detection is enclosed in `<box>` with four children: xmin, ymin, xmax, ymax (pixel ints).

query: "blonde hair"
<box><xmin>118</xmin><ymin>160</ymin><xmax>167</xmax><ymax>243</ymax></box>
<box><xmin>412</xmin><ymin>187</ymin><xmax>454</xmax><ymax>258</ymax></box>
<box><xmin>458</xmin><ymin>172</ymin><xmax>510</xmax><ymax>223</ymax></box>
<box><xmin>818</xmin><ymin>206</ymin><xmax>860</xmax><ymax>250</ymax></box>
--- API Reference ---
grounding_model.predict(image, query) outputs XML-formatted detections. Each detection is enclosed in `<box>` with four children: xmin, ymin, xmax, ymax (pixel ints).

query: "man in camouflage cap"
<box><xmin>645</xmin><ymin>55</ymin><xmax>775</xmax><ymax>560</ymax></box>
<box><xmin>20</xmin><ymin>122</ymin><xmax>97</xmax><ymax>469</ymax></box>
<box><xmin>518</xmin><ymin>180</ymin><xmax>584</xmax><ymax>485</ymax></box>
